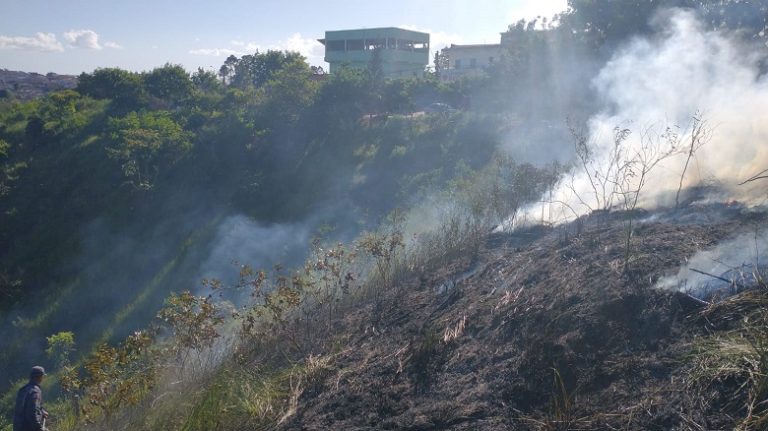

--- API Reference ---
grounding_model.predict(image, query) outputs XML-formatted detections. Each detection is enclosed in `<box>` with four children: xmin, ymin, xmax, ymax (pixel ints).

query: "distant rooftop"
<box><xmin>318</xmin><ymin>27</ymin><xmax>429</xmax><ymax>45</ymax></box>
<box><xmin>447</xmin><ymin>43</ymin><xmax>501</xmax><ymax>49</ymax></box>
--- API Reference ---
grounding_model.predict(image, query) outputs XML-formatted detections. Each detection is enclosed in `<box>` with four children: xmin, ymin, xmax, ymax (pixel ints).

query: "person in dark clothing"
<box><xmin>13</xmin><ymin>366</ymin><xmax>48</xmax><ymax>431</ymax></box>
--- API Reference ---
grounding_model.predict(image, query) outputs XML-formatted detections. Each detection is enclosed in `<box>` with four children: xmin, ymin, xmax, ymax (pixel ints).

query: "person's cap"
<box><xmin>30</xmin><ymin>366</ymin><xmax>46</xmax><ymax>377</ymax></box>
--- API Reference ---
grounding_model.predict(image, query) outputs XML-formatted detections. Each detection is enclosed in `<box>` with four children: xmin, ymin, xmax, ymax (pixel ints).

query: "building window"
<box><xmin>365</xmin><ymin>38</ymin><xmax>385</xmax><ymax>50</ymax></box>
<box><xmin>326</xmin><ymin>40</ymin><xmax>345</xmax><ymax>51</ymax></box>
<box><xmin>489</xmin><ymin>56</ymin><xmax>495</xmax><ymax>63</ymax></box>
<box><xmin>470</xmin><ymin>58</ymin><xmax>477</xmax><ymax>68</ymax></box>
<box><xmin>346</xmin><ymin>39</ymin><xmax>364</xmax><ymax>51</ymax></box>
<box><xmin>455</xmin><ymin>59</ymin><xmax>462</xmax><ymax>69</ymax></box>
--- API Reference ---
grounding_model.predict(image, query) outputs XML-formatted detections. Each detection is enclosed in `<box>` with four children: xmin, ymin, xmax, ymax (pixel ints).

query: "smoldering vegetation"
<box><xmin>1</xmin><ymin>1</ymin><xmax>768</xmax><ymax>430</ymax></box>
<box><xmin>657</xmin><ymin>229</ymin><xmax>768</xmax><ymax>299</ymax></box>
<box><xmin>532</xmin><ymin>9</ymin><xmax>768</xmax><ymax>225</ymax></box>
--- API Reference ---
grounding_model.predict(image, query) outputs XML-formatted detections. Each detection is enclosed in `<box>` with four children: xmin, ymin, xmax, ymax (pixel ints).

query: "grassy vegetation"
<box><xmin>686</xmin><ymin>268</ymin><xmax>768</xmax><ymax>430</ymax></box>
<box><xmin>1</xmin><ymin>150</ymin><xmax>555</xmax><ymax>430</ymax></box>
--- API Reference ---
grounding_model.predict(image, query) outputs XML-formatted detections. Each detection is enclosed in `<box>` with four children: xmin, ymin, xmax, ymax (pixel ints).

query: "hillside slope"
<box><xmin>274</xmin><ymin>205</ymin><xmax>766</xmax><ymax>430</ymax></box>
<box><xmin>0</xmin><ymin>69</ymin><xmax>77</xmax><ymax>100</ymax></box>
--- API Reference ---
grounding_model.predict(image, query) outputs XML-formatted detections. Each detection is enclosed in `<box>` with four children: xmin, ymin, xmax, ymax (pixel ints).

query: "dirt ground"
<box><xmin>279</xmin><ymin>204</ymin><xmax>767</xmax><ymax>430</ymax></box>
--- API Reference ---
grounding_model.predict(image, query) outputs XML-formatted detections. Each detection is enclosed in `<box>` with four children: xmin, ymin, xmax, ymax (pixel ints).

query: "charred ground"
<box><xmin>274</xmin><ymin>205</ymin><xmax>767</xmax><ymax>430</ymax></box>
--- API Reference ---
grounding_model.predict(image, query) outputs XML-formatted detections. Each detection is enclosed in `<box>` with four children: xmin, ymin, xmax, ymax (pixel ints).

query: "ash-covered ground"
<box><xmin>277</xmin><ymin>203</ymin><xmax>767</xmax><ymax>430</ymax></box>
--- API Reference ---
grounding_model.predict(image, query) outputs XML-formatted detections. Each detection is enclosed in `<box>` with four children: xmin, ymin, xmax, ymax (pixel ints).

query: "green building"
<box><xmin>318</xmin><ymin>27</ymin><xmax>430</xmax><ymax>79</ymax></box>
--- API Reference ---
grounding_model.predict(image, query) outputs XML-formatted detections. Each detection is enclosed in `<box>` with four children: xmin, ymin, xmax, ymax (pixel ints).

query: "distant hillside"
<box><xmin>0</xmin><ymin>69</ymin><xmax>77</xmax><ymax>100</ymax></box>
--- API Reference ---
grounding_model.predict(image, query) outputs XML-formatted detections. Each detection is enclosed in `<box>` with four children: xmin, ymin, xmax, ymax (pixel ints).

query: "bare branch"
<box><xmin>689</xmin><ymin>267</ymin><xmax>733</xmax><ymax>284</ymax></box>
<box><xmin>676</xmin><ymin>113</ymin><xmax>712</xmax><ymax>208</ymax></box>
<box><xmin>738</xmin><ymin>168</ymin><xmax>768</xmax><ymax>185</ymax></box>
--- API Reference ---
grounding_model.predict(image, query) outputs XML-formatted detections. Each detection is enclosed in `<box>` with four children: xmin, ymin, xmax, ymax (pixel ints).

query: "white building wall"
<box><xmin>441</xmin><ymin>44</ymin><xmax>502</xmax><ymax>82</ymax></box>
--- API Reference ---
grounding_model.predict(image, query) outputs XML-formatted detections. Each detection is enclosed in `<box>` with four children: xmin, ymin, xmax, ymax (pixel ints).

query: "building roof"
<box><xmin>447</xmin><ymin>43</ymin><xmax>501</xmax><ymax>49</ymax></box>
<box><xmin>319</xmin><ymin>27</ymin><xmax>429</xmax><ymax>45</ymax></box>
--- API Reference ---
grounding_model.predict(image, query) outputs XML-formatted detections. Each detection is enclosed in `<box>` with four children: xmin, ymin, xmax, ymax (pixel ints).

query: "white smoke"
<box><xmin>541</xmin><ymin>9</ymin><xmax>768</xmax><ymax>222</ymax></box>
<box><xmin>656</xmin><ymin>230</ymin><xmax>768</xmax><ymax>298</ymax></box>
<box><xmin>196</xmin><ymin>215</ymin><xmax>312</xmax><ymax>294</ymax></box>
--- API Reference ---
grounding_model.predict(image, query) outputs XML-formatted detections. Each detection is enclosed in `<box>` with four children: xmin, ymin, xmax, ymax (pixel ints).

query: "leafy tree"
<box><xmin>157</xmin><ymin>291</ymin><xmax>223</xmax><ymax>355</ymax></box>
<box><xmin>45</xmin><ymin>331</ymin><xmax>82</xmax><ymax>411</ymax></box>
<box><xmin>261</xmin><ymin>56</ymin><xmax>317</xmax><ymax>126</ymax></box>
<box><xmin>46</xmin><ymin>331</ymin><xmax>76</xmax><ymax>368</ymax></box>
<box><xmin>82</xmin><ymin>330</ymin><xmax>156</xmax><ymax>424</ymax></box>
<box><xmin>433</xmin><ymin>49</ymin><xmax>450</xmax><ymax>79</ymax></box>
<box><xmin>694</xmin><ymin>0</ymin><xmax>768</xmax><ymax>37</ymax></box>
<box><xmin>564</xmin><ymin>0</ymin><xmax>669</xmax><ymax>45</ymax></box>
<box><xmin>191</xmin><ymin>67</ymin><xmax>222</xmax><ymax>93</ymax></box>
<box><xmin>107</xmin><ymin>111</ymin><xmax>192</xmax><ymax>189</ymax></box>
<box><xmin>230</xmin><ymin>50</ymin><xmax>305</xmax><ymax>89</ymax></box>
<box><xmin>219</xmin><ymin>54</ymin><xmax>239</xmax><ymax>85</ymax></box>
<box><xmin>564</xmin><ymin>0</ymin><xmax>768</xmax><ymax>49</ymax></box>
<box><xmin>142</xmin><ymin>63</ymin><xmax>193</xmax><ymax>107</ymax></box>
<box><xmin>310</xmin><ymin>67</ymin><xmax>369</xmax><ymax>127</ymax></box>
<box><xmin>380</xmin><ymin>78</ymin><xmax>412</xmax><ymax>114</ymax></box>
<box><xmin>76</xmin><ymin>68</ymin><xmax>145</xmax><ymax>113</ymax></box>
<box><xmin>156</xmin><ymin>291</ymin><xmax>225</xmax><ymax>378</ymax></box>
<box><xmin>32</xmin><ymin>90</ymin><xmax>102</xmax><ymax>140</ymax></box>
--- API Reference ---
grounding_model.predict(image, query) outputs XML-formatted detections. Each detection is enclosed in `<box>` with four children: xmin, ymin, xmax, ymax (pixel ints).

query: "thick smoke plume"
<box><xmin>540</xmin><ymin>9</ymin><xmax>768</xmax><ymax>223</ymax></box>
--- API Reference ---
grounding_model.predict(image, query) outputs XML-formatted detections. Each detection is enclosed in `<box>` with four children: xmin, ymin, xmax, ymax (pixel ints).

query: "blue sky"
<box><xmin>0</xmin><ymin>0</ymin><xmax>567</xmax><ymax>74</ymax></box>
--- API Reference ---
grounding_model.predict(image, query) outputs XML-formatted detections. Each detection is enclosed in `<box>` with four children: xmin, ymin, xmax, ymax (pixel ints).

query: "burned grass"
<box><xmin>275</xmin><ymin>206</ymin><xmax>767</xmax><ymax>430</ymax></box>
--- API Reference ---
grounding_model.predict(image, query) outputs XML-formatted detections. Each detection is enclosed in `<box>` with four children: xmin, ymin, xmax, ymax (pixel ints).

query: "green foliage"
<box><xmin>12</xmin><ymin>90</ymin><xmax>105</xmax><ymax>150</ymax></box>
<box><xmin>0</xmin><ymin>138</ymin><xmax>19</xmax><ymax>198</ymax></box>
<box><xmin>175</xmin><ymin>356</ymin><xmax>331</xmax><ymax>431</ymax></box>
<box><xmin>564</xmin><ymin>0</ymin><xmax>666</xmax><ymax>45</ymax></box>
<box><xmin>107</xmin><ymin>110</ymin><xmax>193</xmax><ymax>189</ymax></box>
<box><xmin>308</xmin><ymin>67</ymin><xmax>368</xmax><ymax>130</ymax></box>
<box><xmin>0</xmin><ymin>139</ymin><xmax>9</xmax><ymax>158</ymax></box>
<box><xmin>46</xmin><ymin>331</ymin><xmax>76</xmax><ymax>368</ymax></box>
<box><xmin>157</xmin><ymin>291</ymin><xmax>224</xmax><ymax>353</ymax></box>
<box><xmin>563</xmin><ymin>0</ymin><xmax>768</xmax><ymax>48</ymax></box>
<box><xmin>81</xmin><ymin>330</ymin><xmax>157</xmax><ymax>424</ymax></box>
<box><xmin>191</xmin><ymin>67</ymin><xmax>222</xmax><ymax>94</ymax></box>
<box><xmin>451</xmin><ymin>156</ymin><xmax>560</xmax><ymax>227</ymax></box>
<box><xmin>38</xmin><ymin>90</ymin><xmax>105</xmax><ymax>140</ymax></box>
<box><xmin>76</xmin><ymin>68</ymin><xmax>145</xmax><ymax>112</ymax></box>
<box><xmin>259</xmin><ymin>56</ymin><xmax>317</xmax><ymax>126</ymax></box>
<box><xmin>143</xmin><ymin>63</ymin><xmax>193</xmax><ymax>106</ymax></box>
<box><xmin>227</xmin><ymin>50</ymin><xmax>307</xmax><ymax>89</ymax></box>
<box><xmin>433</xmin><ymin>49</ymin><xmax>450</xmax><ymax>78</ymax></box>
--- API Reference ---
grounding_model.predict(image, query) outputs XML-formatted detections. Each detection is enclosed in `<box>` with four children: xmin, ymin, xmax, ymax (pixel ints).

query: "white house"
<box><xmin>440</xmin><ymin>43</ymin><xmax>503</xmax><ymax>81</ymax></box>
